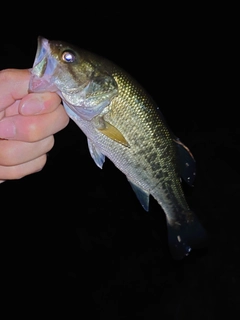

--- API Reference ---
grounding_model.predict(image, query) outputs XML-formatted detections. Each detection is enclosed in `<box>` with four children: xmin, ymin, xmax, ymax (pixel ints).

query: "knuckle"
<box><xmin>63</xmin><ymin>112</ymin><xmax>70</xmax><ymax>128</ymax></box>
<box><xmin>24</xmin><ymin>121</ymin><xmax>40</xmax><ymax>142</ymax></box>
<box><xmin>36</xmin><ymin>154</ymin><xmax>47</xmax><ymax>171</ymax></box>
<box><xmin>47</xmin><ymin>135</ymin><xmax>55</xmax><ymax>151</ymax></box>
<box><xmin>7</xmin><ymin>155</ymin><xmax>47</xmax><ymax>180</ymax></box>
<box><xmin>0</xmin><ymin>143</ymin><xmax>15</xmax><ymax>166</ymax></box>
<box><xmin>0</xmin><ymin>69</ymin><xmax>12</xmax><ymax>82</ymax></box>
<box><xmin>0</xmin><ymin>69</ymin><xmax>19</xmax><ymax>85</ymax></box>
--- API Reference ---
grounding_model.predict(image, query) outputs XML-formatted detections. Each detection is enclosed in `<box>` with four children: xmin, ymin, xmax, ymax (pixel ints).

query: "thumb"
<box><xmin>0</xmin><ymin>69</ymin><xmax>30</xmax><ymax>111</ymax></box>
<box><xmin>19</xmin><ymin>92</ymin><xmax>62</xmax><ymax>116</ymax></box>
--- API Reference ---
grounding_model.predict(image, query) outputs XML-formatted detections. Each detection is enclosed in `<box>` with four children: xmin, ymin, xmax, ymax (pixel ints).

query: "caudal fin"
<box><xmin>167</xmin><ymin>212</ymin><xmax>207</xmax><ymax>260</ymax></box>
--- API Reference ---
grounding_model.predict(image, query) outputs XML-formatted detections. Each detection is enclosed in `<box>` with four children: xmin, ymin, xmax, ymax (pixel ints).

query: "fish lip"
<box><xmin>29</xmin><ymin>36</ymin><xmax>58</xmax><ymax>93</ymax></box>
<box><xmin>31</xmin><ymin>36</ymin><xmax>50</xmax><ymax>78</ymax></box>
<box><xmin>35</xmin><ymin>36</ymin><xmax>49</xmax><ymax>64</ymax></box>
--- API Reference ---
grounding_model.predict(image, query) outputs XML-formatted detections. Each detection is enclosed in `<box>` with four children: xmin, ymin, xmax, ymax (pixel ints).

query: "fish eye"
<box><xmin>62</xmin><ymin>50</ymin><xmax>76</xmax><ymax>63</ymax></box>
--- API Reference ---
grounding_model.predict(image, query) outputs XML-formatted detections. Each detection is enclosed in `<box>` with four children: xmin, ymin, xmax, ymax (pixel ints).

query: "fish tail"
<box><xmin>166</xmin><ymin>211</ymin><xmax>207</xmax><ymax>260</ymax></box>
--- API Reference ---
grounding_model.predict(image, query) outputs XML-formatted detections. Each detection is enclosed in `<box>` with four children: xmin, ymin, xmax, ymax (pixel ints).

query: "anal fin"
<box><xmin>128</xmin><ymin>179</ymin><xmax>150</xmax><ymax>211</ymax></box>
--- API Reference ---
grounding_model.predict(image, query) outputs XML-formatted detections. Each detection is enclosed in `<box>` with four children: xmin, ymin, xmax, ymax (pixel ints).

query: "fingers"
<box><xmin>0</xmin><ymin>68</ymin><xmax>69</xmax><ymax>141</ymax></box>
<box><xmin>0</xmin><ymin>68</ymin><xmax>62</xmax><ymax>116</ymax></box>
<box><xmin>19</xmin><ymin>91</ymin><xmax>62</xmax><ymax>116</ymax></box>
<box><xmin>0</xmin><ymin>155</ymin><xmax>47</xmax><ymax>181</ymax></box>
<box><xmin>0</xmin><ymin>136</ymin><xmax>54</xmax><ymax>166</ymax></box>
<box><xmin>0</xmin><ymin>69</ymin><xmax>30</xmax><ymax>111</ymax></box>
<box><xmin>0</xmin><ymin>68</ymin><xmax>70</xmax><ymax>182</ymax></box>
<box><xmin>0</xmin><ymin>104</ymin><xmax>69</xmax><ymax>141</ymax></box>
<box><xmin>0</xmin><ymin>136</ymin><xmax>55</xmax><ymax>181</ymax></box>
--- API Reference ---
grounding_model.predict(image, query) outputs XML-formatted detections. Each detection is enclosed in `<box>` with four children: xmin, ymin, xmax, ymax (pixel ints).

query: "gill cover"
<box><xmin>30</xmin><ymin>37</ymin><xmax>119</xmax><ymax>121</ymax></box>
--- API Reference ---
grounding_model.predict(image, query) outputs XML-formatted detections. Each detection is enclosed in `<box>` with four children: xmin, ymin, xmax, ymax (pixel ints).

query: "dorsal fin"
<box><xmin>174</xmin><ymin>138</ymin><xmax>196</xmax><ymax>186</ymax></box>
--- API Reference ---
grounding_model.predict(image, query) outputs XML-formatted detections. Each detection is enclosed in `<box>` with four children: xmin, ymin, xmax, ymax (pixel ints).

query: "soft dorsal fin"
<box><xmin>128</xmin><ymin>179</ymin><xmax>150</xmax><ymax>211</ymax></box>
<box><xmin>174</xmin><ymin>138</ymin><xmax>196</xmax><ymax>186</ymax></box>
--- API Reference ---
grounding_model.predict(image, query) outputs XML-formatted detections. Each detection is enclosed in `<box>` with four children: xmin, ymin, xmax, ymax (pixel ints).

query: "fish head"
<box><xmin>29</xmin><ymin>36</ymin><xmax>118</xmax><ymax>120</ymax></box>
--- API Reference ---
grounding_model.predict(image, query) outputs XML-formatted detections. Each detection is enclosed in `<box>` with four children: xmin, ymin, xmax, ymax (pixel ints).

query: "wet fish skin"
<box><xmin>29</xmin><ymin>37</ymin><xmax>207</xmax><ymax>259</ymax></box>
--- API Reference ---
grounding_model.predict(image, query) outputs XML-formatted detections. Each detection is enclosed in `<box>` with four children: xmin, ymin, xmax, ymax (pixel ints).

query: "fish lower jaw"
<box><xmin>29</xmin><ymin>75</ymin><xmax>58</xmax><ymax>93</ymax></box>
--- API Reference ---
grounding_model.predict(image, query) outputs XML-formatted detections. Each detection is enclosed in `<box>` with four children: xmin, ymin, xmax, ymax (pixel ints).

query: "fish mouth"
<box><xmin>29</xmin><ymin>36</ymin><xmax>58</xmax><ymax>93</ymax></box>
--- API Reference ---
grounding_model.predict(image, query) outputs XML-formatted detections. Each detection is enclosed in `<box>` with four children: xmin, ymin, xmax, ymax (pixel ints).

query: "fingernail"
<box><xmin>0</xmin><ymin>118</ymin><xmax>16</xmax><ymax>138</ymax></box>
<box><xmin>21</xmin><ymin>98</ymin><xmax>44</xmax><ymax>115</ymax></box>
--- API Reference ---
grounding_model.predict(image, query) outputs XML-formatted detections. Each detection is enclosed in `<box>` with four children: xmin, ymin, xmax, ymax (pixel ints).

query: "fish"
<box><xmin>29</xmin><ymin>36</ymin><xmax>207</xmax><ymax>259</ymax></box>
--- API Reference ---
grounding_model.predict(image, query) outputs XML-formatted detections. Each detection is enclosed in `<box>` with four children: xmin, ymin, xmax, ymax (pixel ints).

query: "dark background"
<box><xmin>1</xmin><ymin>5</ymin><xmax>239</xmax><ymax>318</ymax></box>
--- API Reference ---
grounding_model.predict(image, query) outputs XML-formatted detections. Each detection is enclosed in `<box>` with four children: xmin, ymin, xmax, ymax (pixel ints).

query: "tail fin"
<box><xmin>167</xmin><ymin>211</ymin><xmax>207</xmax><ymax>260</ymax></box>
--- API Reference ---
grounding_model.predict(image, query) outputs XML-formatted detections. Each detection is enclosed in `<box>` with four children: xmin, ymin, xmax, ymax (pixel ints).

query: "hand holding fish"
<box><xmin>0</xmin><ymin>68</ymin><xmax>69</xmax><ymax>183</ymax></box>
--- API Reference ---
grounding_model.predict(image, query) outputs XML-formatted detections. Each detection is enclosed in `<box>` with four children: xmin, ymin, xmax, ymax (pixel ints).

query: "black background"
<box><xmin>1</xmin><ymin>5</ymin><xmax>239</xmax><ymax>318</ymax></box>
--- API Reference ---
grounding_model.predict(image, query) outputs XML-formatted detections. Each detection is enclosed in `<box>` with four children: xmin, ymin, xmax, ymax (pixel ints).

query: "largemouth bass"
<box><xmin>29</xmin><ymin>37</ymin><xmax>207</xmax><ymax>259</ymax></box>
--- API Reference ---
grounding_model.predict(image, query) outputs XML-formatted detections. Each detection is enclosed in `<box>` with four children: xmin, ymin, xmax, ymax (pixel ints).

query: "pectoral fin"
<box><xmin>128</xmin><ymin>179</ymin><xmax>150</xmax><ymax>211</ymax></box>
<box><xmin>98</xmin><ymin>121</ymin><xmax>129</xmax><ymax>147</ymax></box>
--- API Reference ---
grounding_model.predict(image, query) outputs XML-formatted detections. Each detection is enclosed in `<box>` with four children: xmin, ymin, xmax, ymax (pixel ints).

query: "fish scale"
<box><xmin>29</xmin><ymin>36</ymin><xmax>207</xmax><ymax>259</ymax></box>
<box><xmin>106</xmin><ymin>70</ymin><xmax>187</xmax><ymax>209</ymax></box>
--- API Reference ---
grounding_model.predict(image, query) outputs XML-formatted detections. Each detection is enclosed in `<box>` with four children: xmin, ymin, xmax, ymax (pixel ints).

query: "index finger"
<box><xmin>0</xmin><ymin>69</ymin><xmax>30</xmax><ymax>111</ymax></box>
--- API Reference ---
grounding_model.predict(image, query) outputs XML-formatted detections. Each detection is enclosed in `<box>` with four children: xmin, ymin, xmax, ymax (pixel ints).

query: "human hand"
<box><xmin>0</xmin><ymin>69</ymin><xmax>69</xmax><ymax>183</ymax></box>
